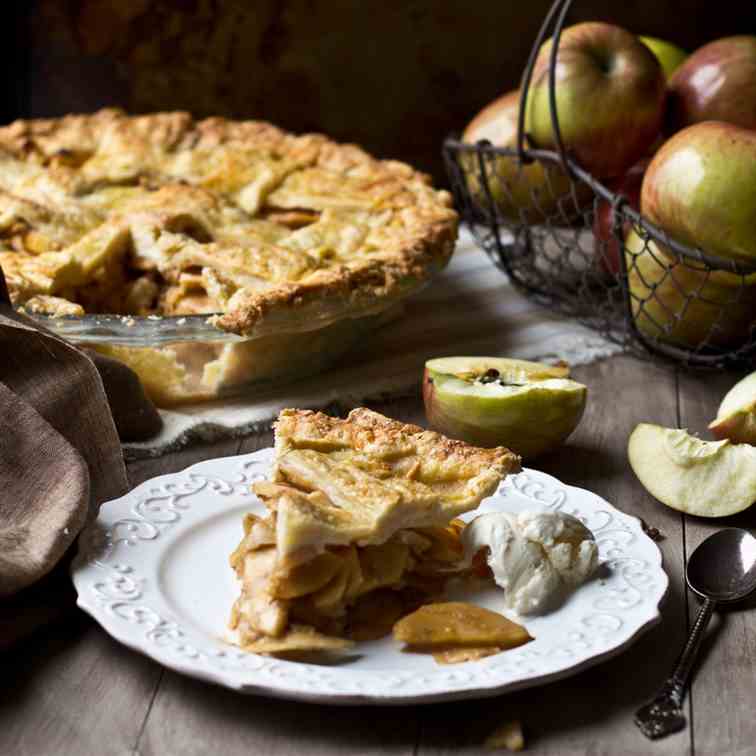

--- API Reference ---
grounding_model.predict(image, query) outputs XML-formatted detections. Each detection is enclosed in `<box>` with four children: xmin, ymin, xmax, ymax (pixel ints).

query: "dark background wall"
<box><xmin>8</xmin><ymin>0</ymin><xmax>756</xmax><ymax>181</ymax></box>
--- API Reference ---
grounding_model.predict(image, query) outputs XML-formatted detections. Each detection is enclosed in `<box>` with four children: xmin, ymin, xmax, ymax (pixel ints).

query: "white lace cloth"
<box><xmin>124</xmin><ymin>227</ymin><xmax>621</xmax><ymax>458</ymax></box>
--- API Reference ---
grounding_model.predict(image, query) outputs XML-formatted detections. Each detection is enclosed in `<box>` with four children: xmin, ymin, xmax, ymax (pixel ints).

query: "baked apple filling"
<box><xmin>229</xmin><ymin>510</ymin><xmax>466</xmax><ymax>652</ymax></box>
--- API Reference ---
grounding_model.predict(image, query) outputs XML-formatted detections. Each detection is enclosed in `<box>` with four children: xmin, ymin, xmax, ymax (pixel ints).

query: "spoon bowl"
<box><xmin>686</xmin><ymin>527</ymin><xmax>756</xmax><ymax>603</ymax></box>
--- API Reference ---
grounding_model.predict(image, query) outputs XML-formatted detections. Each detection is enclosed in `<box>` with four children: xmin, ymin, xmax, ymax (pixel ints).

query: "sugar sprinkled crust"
<box><xmin>263</xmin><ymin>408</ymin><xmax>521</xmax><ymax>556</ymax></box>
<box><xmin>275</xmin><ymin>407</ymin><xmax>518</xmax><ymax>473</ymax></box>
<box><xmin>0</xmin><ymin>109</ymin><xmax>457</xmax><ymax>336</ymax></box>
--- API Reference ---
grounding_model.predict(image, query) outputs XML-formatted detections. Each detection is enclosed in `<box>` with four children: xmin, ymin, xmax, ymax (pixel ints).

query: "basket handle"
<box><xmin>516</xmin><ymin>0</ymin><xmax>575</xmax><ymax>175</ymax></box>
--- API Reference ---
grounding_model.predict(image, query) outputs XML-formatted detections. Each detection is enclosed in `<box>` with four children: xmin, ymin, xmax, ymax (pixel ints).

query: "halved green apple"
<box><xmin>423</xmin><ymin>356</ymin><xmax>586</xmax><ymax>459</ymax></box>
<box><xmin>628</xmin><ymin>423</ymin><xmax>756</xmax><ymax>517</ymax></box>
<box><xmin>709</xmin><ymin>371</ymin><xmax>756</xmax><ymax>444</ymax></box>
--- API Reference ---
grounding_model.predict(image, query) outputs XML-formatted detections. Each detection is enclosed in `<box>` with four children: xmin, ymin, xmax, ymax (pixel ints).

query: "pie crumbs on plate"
<box><xmin>228</xmin><ymin>408</ymin><xmax>521</xmax><ymax>655</ymax></box>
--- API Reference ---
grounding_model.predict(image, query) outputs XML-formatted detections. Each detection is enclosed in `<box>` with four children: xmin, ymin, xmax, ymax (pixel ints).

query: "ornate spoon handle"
<box><xmin>634</xmin><ymin>598</ymin><xmax>715</xmax><ymax>740</ymax></box>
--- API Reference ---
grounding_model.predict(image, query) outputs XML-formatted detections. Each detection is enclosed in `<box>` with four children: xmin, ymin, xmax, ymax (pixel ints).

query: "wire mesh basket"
<box><xmin>443</xmin><ymin>0</ymin><xmax>756</xmax><ymax>370</ymax></box>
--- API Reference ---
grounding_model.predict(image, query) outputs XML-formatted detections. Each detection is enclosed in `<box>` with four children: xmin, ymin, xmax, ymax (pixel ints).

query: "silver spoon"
<box><xmin>635</xmin><ymin>527</ymin><xmax>756</xmax><ymax>740</ymax></box>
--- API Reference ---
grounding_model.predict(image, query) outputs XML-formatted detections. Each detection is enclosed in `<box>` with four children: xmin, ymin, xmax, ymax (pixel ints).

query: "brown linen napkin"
<box><xmin>0</xmin><ymin>268</ymin><xmax>162</xmax><ymax>644</ymax></box>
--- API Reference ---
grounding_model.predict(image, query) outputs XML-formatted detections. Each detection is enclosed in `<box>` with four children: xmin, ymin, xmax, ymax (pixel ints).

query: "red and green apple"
<box><xmin>624</xmin><ymin>229</ymin><xmax>756</xmax><ymax>349</ymax></box>
<box><xmin>668</xmin><ymin>35</ymin><xmax>756</xmax><ymax>131</ymax></box>
<box><xmin>641</xmin><ymin>121</ymin><xmax>756</xmax><ymax>265</ymax></box>
<box><xmin>462</xmin><ymin>90</ymin><xmax>583</xmax><ymax>223</ymax></box>
<box><xmin>524</xmin><ymin>22</ymin><xmax>666</xmax><ymax>179</ymax></box>
<box><xmin>592</xmin><ymin>159</ymin><xmax>648</xmax><ymax>276</ymax></box>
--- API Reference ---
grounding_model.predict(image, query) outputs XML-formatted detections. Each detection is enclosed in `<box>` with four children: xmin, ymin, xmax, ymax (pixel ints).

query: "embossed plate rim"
<box><xmin>71</xmin><ymin>448</ymin><xmax>668</xmax><ymax>704</ymax></box>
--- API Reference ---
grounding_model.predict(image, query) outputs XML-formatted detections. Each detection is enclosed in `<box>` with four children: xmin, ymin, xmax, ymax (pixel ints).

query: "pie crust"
<box><xmin>229</xmin><ymin>408</ymin><xmax>520</xmax><ymax>653</ymax></box>
<box><xmin>0</xmin><ymin>109</ymin><xmax>458</xmax><ymax>337</ymax></box>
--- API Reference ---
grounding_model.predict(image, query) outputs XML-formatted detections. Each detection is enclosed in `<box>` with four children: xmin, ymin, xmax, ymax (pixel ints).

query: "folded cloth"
<box><xmin>0</xmin><ymin>268</ymin><xmax>161</xmax><ymax>645</ymax></box>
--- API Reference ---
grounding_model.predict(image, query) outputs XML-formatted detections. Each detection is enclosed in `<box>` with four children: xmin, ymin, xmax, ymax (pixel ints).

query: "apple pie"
<box><xmin>0</xmin><ymin>109</ymin><xmax>456</xmax><ymax>330</ymax></box>
<box><xmin>229</xmin><ymin>408</ymin><xmax>521</xmax><ymax>654</ymax></box>
<box><xmin>0</xmin><ymin>109</ymin><xmax>457</xmax><ymax>402</ymax></box>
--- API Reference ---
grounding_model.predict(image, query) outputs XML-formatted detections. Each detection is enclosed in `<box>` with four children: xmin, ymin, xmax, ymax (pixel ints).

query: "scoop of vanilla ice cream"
<box><xmin>463</xmin><ymin>510</ymin><xmax>599</xmax><ymax>615</ymax></box>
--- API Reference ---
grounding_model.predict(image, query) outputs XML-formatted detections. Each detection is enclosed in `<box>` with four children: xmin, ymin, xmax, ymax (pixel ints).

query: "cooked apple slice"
<box><xmin>270</xmin><ymin>551</ymin><xmax>342</xmax><ymax>599</ymax></box>
<box><xmin>393</xmin><ymin>602</ymin><xmax>532</xmax><ymax>649</ymax></box>
<box><xmin>423</xmin><ymin>356</ymin><xmax>586</xmax><ymax>459</ymax></box>
<box><xmin>709</xmin><ymin>372</ymin><xmax>756</xmax><ymax>444</ymax></box>
<box><xmin>628</xmin><ymin>423</ymin><xmax>756</xmax><ymax>517</ymax></box>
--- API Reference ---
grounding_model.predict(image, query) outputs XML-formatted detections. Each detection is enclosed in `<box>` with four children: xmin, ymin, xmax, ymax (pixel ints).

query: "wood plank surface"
<box><xmin>4</xmin><ymin>354</ymin><xmax>746</xmax><ymax>756</ymax></box>
<box><xmin>0</xmin><ymin>614</ymin><xmax>161</xmax><ymax>756</ymax></box>
<box><xmin>677</xmin><ymin>368</ymin><xmax>755</xmax><ymax>756</ymax></box>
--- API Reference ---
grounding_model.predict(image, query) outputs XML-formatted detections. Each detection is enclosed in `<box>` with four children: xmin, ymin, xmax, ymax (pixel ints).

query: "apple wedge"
<box><xmin>709</xmin><ymin>372</ymin><xmax>756</xmax><ymax>443</ymax></box>
<box><xmin>628</xmin><ymin>423</ymin><xmax>756</xmax><ymax>517</ymax></box>
<box><xmin>423</xmin><ymin>356</ymin><xmax>586</xmax><ymax>459</ymax></box>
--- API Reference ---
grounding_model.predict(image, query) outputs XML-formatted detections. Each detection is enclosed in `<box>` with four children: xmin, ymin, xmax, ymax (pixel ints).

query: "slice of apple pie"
<box><xmin>229</xmin><ymin>408</ymin><xmax>521</xmax><ymax>654</ymax></box>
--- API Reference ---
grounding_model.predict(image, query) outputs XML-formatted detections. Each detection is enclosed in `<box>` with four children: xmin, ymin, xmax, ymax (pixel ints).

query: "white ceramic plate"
<box><xmin>71</xmin><ymin>449</ymin><xmax>667</xmax><ymax>704</ymax></box>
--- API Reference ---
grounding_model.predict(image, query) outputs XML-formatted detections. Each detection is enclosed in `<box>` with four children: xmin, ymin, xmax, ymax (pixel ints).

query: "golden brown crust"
<box><xmin>264</xmin><ymin>407</ymin><xmax>521</xmax><ymax>557</ymax></box>
<box><xmin>276</xmin><ymin>407</ymin><xmax>518</xmax><ymax>471</ymax></box>
<box><xmin>0</xmin><ymin>109</ymin><xmax>457</xmax><ymax>336</ymax></box>
<box><xmin>212</xmin><ymin>221</ymin><xmax>456</xmax><ymax>335</ymax></box>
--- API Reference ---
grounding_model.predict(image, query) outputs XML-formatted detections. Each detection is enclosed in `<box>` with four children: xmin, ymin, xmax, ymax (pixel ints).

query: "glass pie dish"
<box><xmin>30</xmin><ymin>306</ymin><xmax>403</xmax><ymax>407</ymax></box>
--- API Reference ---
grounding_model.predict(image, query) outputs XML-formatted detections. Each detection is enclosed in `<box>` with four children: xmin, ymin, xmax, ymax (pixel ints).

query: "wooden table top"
<box><xmin>3</xmin><ymin>354</ymin><xmax>753</xmax><ymax>756</ymax></box>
